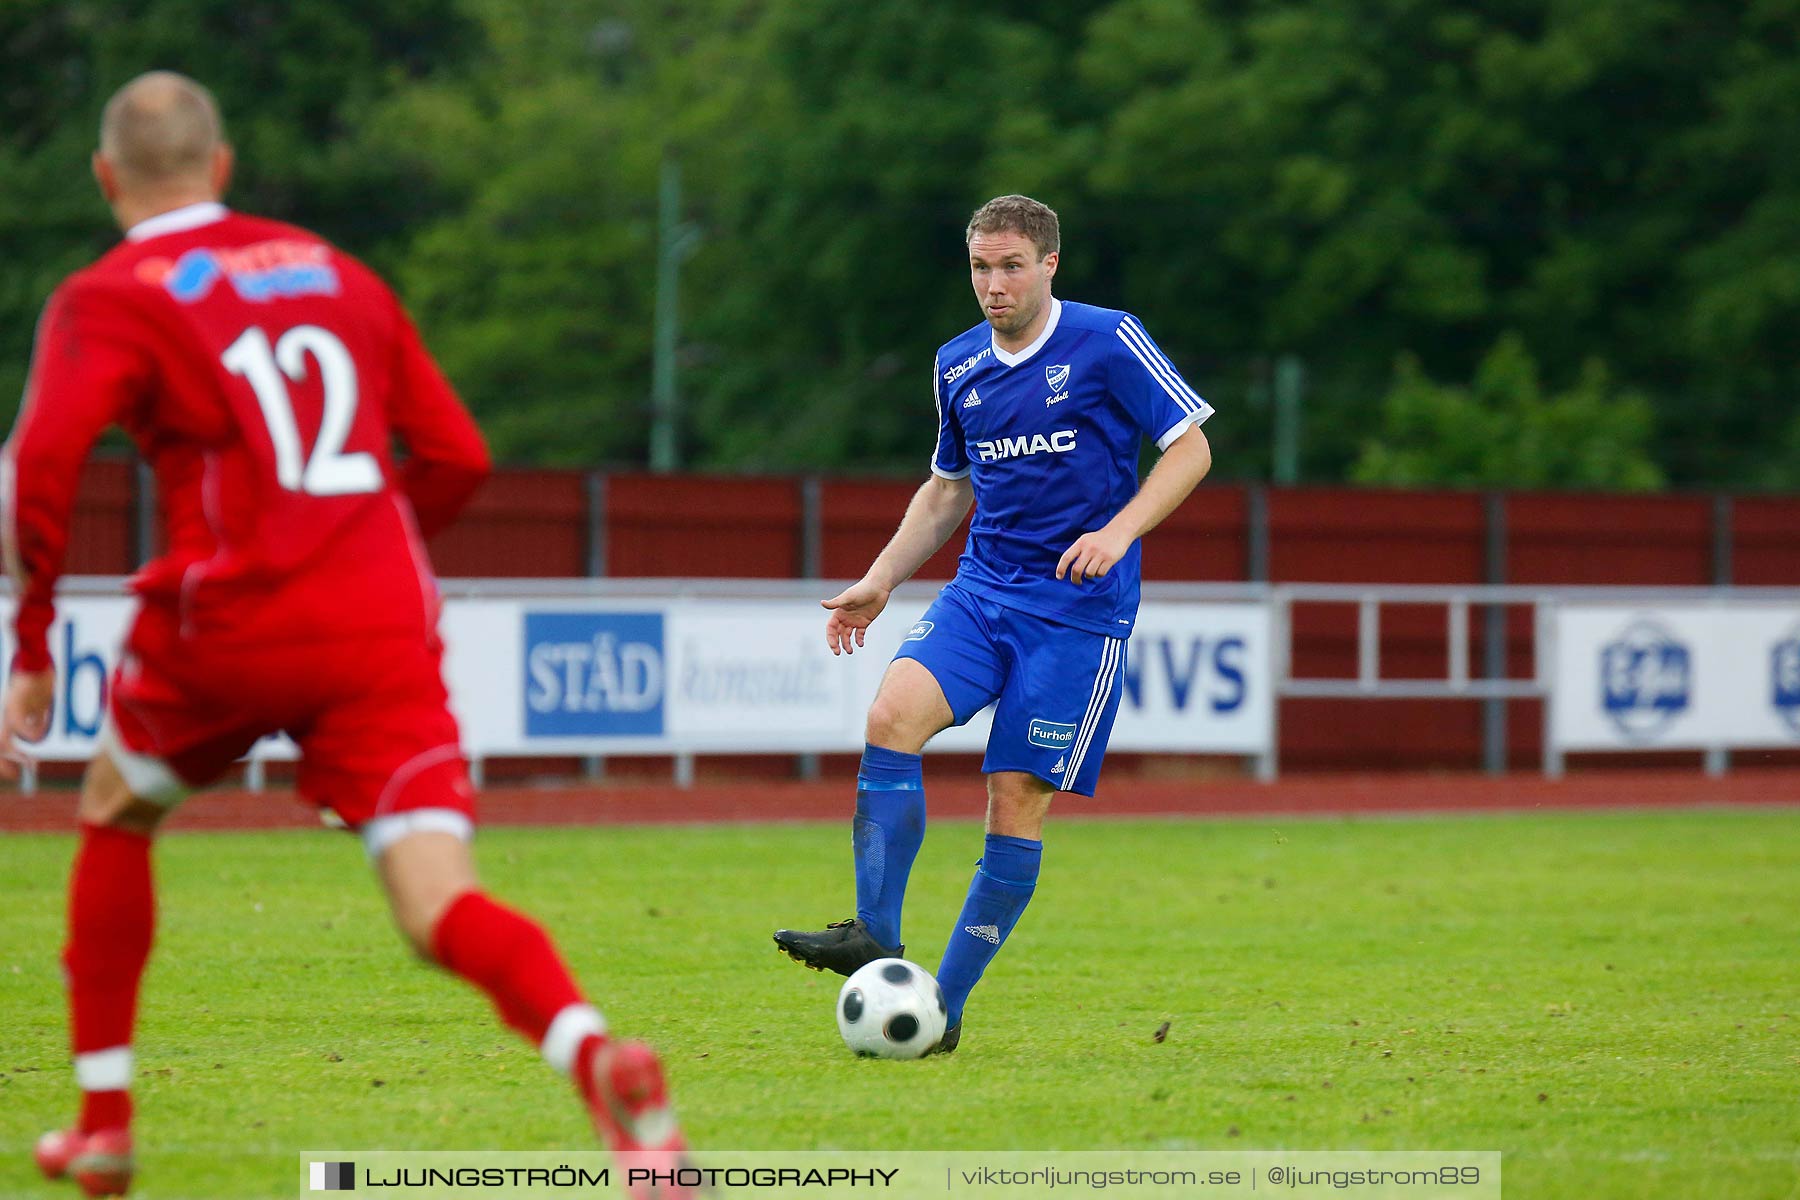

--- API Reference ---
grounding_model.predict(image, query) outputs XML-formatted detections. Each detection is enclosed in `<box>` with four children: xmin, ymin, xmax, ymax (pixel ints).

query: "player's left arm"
<box><xmin>0</xmin><ymin>282</ymin><xmax>144</xmax><ymax>777</ymax></box>
<box><xmin>1056</xmin><ymin>425</ymin><xmax>1212</xmax><ymax>584</ymax></box>
<box><xmin>383</xmin><ymin>293</ymin><xmax>491</xmax><ymax>538</ymax></box>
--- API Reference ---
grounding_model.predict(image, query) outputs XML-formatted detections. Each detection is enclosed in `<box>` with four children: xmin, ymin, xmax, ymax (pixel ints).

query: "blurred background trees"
<box><xmin>3</xmin><ymin>0</ymin><xmax>1795</xmax><ymax>489</ymax></box>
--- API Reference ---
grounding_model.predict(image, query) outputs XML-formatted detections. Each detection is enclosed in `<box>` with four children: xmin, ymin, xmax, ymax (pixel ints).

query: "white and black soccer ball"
<box><xmin>836</xmin><ymin>957</ymin><xmax>948</xmax><ymax>1060</ymax></box>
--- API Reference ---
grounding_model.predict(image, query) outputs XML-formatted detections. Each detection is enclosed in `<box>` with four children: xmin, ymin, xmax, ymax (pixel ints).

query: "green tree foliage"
<box><xmin>0</xmin><ymin>0</ymin><xmax>478</xmax><ymax>415</ymax></box>
<box><xmin>1352</xmin><ymin>334</ymin><xmax>1662</xmax><ymax>491</ymax></box>
<box><xmin>3</xmin><ymin>1</ymin><xmax>1795</xmax><ymax>491</ymax></box>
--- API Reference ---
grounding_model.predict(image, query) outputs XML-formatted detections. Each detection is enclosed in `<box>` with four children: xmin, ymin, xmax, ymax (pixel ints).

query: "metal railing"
<box><xmin>1264</xmin><ymin>582</ymin><xmax>1800</xmax><ymax>779</ymax></box>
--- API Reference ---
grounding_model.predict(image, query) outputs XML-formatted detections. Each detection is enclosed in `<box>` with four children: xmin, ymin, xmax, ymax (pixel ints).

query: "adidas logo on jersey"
<box><xmin>1051</xmin><ymin>756</ymin><xmax>1066</xmax><ymax>776</ymax></box>
<box><xmin>972</xmin><ymin>429</ymin><xmax>1076</xmax><ymax>462</ymax></box>
<box><xmin>962</xmin><ymin>389</ymin><xmax>982</xmax><ymax>408</ymax></box>
<box><xmin>964</xmin><ymin>924</ymin><xmax>1001</xmax><ymax>945</ymax></box>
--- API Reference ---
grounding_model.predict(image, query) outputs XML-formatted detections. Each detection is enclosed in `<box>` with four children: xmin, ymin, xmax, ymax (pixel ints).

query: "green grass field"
<box><xmin>2</xmin><ymin>808</ymin><xmax>1797</xmax><ymax>1199</ymax></box>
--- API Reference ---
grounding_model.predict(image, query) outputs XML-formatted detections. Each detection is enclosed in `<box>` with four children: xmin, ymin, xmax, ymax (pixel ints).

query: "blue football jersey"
<box><xmin>930</xmin><ymin>299</ymin><xmax>1213</xmax><ymax>635</ymax></box>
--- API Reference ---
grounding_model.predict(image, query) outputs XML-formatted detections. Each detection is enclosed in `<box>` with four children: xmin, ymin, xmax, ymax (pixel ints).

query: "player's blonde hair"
<box><xmin>99</xmin><ymin>71</ymin><xmax>225</xmax><ymax>185</ymax></box>
<box><xmin>965</xmin><ymin>195</ymin><xmax>1060</xmax><ymax>260</ymax></box>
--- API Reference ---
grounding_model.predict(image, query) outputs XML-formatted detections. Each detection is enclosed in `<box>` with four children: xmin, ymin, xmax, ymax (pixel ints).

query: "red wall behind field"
<box><xmin>1269</xmin><ymin>489</ymin><xmax>1491</xmax><ymax>771</ymax></box>
<box><xmin>62</xmin><ymin>458</ymin><xmax>1800</xmax><ymax>772</ymax></box>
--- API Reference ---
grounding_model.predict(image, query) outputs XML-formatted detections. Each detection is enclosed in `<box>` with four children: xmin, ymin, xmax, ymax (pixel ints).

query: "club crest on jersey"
<box><xmin>972</xmin><ymin>429</ymin><xmax>1077</xmax><ymax>462</ymax></box>
<box><xmin>1046</xmin><ymin>363</ymin><xmax>1070</xmax><ymax>392</ymax></box>
<box><xmin>136</xmin><ymin>239</ymin><xmax>340</xmax><ymax>304</ymax></box>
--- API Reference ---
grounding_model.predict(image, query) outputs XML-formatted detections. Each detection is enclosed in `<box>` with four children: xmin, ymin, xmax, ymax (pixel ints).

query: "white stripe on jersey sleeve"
<box><xmin>1121</xmin><ymin>316</ymin><xmax>1208</xmax><ymax>409</ymax></box>
<box><xmin>1116</xmin><ymin>318</ymin><xmax>1207</xmax><ymax>415</ymax></box>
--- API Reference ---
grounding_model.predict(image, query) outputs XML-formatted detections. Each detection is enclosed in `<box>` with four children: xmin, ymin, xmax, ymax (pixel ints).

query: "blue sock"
<box><xmin>852</xmin><ymin>744</ymin><xmax>925</xmax><ymax>950</ymax></box>
<box><xmin>936</xmin><ymin>833</ymin><xmax>1042</xmax><ymax>1029</ymax></box>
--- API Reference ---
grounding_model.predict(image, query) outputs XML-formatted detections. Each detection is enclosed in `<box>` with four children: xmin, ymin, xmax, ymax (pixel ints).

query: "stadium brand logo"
<box><xmin>1599</xmin><ymin>618</ymin><xmax>1691</xmax><ymax>742</ymax></box>
<box><xmin>1027</xmin><ymin>718</ymin><xmax>1077</xmax><ymax>749</ymax></box>
<box><xmin>962</xmin><ymin>389</ymin><xmax>982</xmax><ymax>409</ymax></box>
<box><xmin>524</xmin><ymin>612</ymin><xmax>665</xmax><ymax>737</ymax></box>
<box><xmin>942</xmin><ymin>347</ymin><xmax>991</xmax><ymax>384</ymax></box>
<box><xmin>972</xmin><ymin>430</ymin><xmax>1076</xmax><ymax>463</ymax></box>
<box><xmin>905</xmin><ymin>621</ymin><xmax>934</xmax><ymax>642</ymax></box>
<box><xmin>1045</xmin><ymin>363</ymin><xmax>1070</xmax><ymax>392</ymax></box>
<box><xmin>1773</xmin><ymin>629</ymin><xmax>1800</xmax><ymax>736</ymax></box>
<box><xmin>136</xmin><ymin>239</ymin><xmax>339</xmax><ymax>304</ymax></box>
<box><xmin>310</xmin><ymin>1161</ymin><xmax>355</xmax><ymax>1191</ymax></box>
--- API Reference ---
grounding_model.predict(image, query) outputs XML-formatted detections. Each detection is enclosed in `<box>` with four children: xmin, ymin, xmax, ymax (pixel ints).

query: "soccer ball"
<box><xmin>836</xmin><ymin>957</ymin><xmax>948</xmax><ymax>1059</ymax></box>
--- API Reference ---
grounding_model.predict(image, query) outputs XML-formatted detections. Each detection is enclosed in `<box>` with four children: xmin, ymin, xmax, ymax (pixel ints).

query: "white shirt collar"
<box><xmin>126</xmin><ymin>201</ymin><xmax>229</xmax><ymax>243</ymax></box>
<box><xmin>991</xmin><ymin>297</ymin><xmax>1062</xmax><ymax>368</ymax></box>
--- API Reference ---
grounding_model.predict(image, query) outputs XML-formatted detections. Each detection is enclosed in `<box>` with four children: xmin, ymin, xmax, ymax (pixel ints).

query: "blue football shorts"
<box><xmin>892</xmin><ymin>583</ymin><xmax>1127</xmax><ymax>796</ymax></box>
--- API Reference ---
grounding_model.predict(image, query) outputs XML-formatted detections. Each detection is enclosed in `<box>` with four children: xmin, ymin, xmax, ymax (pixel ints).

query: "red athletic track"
<box><xmin>3</xmin><ymin>768</ymin><xmax>1798</xmax><ymax>834</ymax></box>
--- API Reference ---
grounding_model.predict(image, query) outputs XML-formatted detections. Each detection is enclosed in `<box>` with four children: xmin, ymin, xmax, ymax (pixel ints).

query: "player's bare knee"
<box><xmin>864</xmin><ymin>694</ymin><xmax>925</xmax><ymax>751</ymax></box>
<box><xmin>77</xmin><ymin>755</ymin><xmax>168</xmax><ymax>836</ymax></box>
<box><xmin>866</xmin><ymin>662</ymin><xmax>951</xmax><ymax>752</ymax></box>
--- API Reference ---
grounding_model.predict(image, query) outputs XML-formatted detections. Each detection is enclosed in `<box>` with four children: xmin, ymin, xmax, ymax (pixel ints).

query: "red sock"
<box><xmin>64</xmin><ymin>823</ymin><xmax>155</xmax><ymax>1133</ymax></box>
<box><xmin>431</xmin><ymin>891</ymin><xmax>587</xmax><ymax>1047</ymax></box>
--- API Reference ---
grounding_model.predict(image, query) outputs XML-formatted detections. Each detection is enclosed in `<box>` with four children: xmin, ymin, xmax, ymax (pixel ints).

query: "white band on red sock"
<box><xmin>74</xmin><ymin>1047</ymin><xmax>134</xmax><ymax>1091</ymax></box>
<box><xmin>540</xmin><ymin>1003</ymin><xmax>606</xmax><ymax>1075</ymax></box>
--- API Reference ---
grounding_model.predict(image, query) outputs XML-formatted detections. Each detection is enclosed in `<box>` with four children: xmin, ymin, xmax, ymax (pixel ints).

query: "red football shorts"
<box><xmin>103</xmin><ymin>603</ymin><xmax>474</xmax><ymax>830</ymax></box>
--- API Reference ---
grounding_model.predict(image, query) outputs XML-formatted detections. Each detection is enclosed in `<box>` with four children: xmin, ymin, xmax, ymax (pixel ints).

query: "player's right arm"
<box><xmin>0</xmin><ymin>281</ymin><xmax>143</xmax><ymax>777</ymax></box>
<box><xmin>822</xmin><ymin>352</ymin><xmax>975</xmax><ymax>655</ymax></box>
<box><xmin>823</xmin><ymin>473</ymin><xmax>973</xmax><ymax>656</ymax></box>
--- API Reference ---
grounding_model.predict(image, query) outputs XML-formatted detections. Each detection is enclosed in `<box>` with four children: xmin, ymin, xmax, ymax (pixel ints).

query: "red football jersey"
<box><xmin>3</xmin><ymin>203</ymin><xmax>491</xmax><ymax>671</ymax></box>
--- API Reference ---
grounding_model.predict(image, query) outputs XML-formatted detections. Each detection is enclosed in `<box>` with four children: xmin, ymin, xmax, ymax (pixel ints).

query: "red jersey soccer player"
<box><xmin>1</xmin><ymin>73</ymin><xmax>689</xmax><ymax>1199</ymax></box>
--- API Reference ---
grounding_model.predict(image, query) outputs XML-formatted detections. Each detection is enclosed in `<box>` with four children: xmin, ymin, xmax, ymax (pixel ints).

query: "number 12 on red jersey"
<box><xmin>222</xmin><ymin>324</ymin><xmax>381</xmax><ymax>496</ymax></box>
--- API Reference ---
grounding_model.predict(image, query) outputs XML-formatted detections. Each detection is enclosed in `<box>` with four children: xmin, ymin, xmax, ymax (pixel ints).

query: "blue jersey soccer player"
<box><xmin>774</xmin><ymin>195</ymin><xmax>1214</xmax><ymax>1052</ymax></box>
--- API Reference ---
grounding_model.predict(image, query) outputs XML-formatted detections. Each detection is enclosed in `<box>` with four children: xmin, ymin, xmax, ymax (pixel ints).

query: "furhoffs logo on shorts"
<box><xmin>1027</xmin><ymin>718</ymin><xmax>1077</xmax><ymax>750</ymax></box>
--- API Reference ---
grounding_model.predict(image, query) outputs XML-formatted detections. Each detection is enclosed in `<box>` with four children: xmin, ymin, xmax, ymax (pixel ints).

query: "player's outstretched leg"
<box><xmin>932</xmin><ymin>834</ymin><xmax>1041</xmax><ymax>1053</ymax></box>
<box><xmin>38</xmin><ymin>753</ymin><xmax>171</xmax><ymax>1198</ymax></box>
<box><xmin>773</xmin><ymin>743</ymin><xmax>922</xmax><ymax>975</ymax></box>
<box><xmin>932</xmin><ymin>773</ymin><xmax>1051</xmax><ymax>1054</ymax></box>
<box><xmin>376</xmin><ymin>825</ymin><xmax>691</xmax><ymax>1200</ymax></box>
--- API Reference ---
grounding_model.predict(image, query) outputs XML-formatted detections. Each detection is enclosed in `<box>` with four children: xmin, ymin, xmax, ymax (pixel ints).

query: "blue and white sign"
<box><xmin>523</xmin><ymin>612</ymin><xmax>665</xmax><ymax>738</ymax></box>
<box><xmin>1599</xmin><ymin>619</ymin><xmax>1691</xmax><ymax>742</ymax></box>
<box><xmin>1772</xmin><ymin>629</ymin><xmax>1800</xmax><ymax>737</ymax></box>
<box><xmin>1551</xmin><ymin>605</ymin><xmax>1800</xmax><ymax>752</ymax></box>
<box><xmin>0</xmin><ymin>588</ymin><xmax>1278</xmax><ymax>763</ymax></box>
